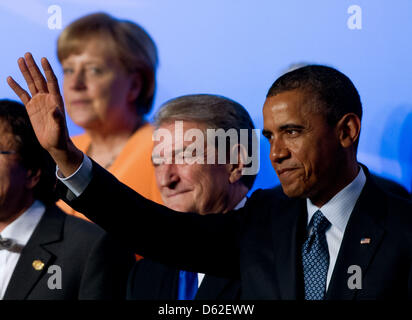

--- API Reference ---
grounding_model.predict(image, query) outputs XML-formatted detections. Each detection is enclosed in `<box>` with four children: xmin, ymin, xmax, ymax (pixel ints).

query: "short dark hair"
<box><xmin>0</xmin><ymin>100</ymin><xmax>57</xmax><ymax>205</ymax></box>
<box><xmin>155</xmin><ymin>94</ymin><xmax>258</xmax><ymax>190</ymax></box>
<box><xmin>267</xmin><ymin>65</ymin><xmax>363</xmax><ymax>126</ymax></box>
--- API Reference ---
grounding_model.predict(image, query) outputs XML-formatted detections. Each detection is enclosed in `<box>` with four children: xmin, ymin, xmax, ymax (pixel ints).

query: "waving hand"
<box><xmin>7</xmin><ymin>53</ymin><xmax>83</xmax><ymax>176</ymax></box>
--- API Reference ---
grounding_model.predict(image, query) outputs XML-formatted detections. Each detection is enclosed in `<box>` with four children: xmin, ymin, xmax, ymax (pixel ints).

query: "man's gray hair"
<box><xmin>154</xmin><ymin>94</ymin><xmax>258</xmax><ymax>190</ymax></box>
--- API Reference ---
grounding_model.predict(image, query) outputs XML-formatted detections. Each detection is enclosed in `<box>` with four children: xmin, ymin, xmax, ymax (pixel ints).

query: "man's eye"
<box><xmin>263</xmin><ymin>133</ymin><xmax>273</xmax><ymax>141</ymax></box>
<box><xmin>286</xmin><ymin>129</ymin><xmax>299</xmax><ymax>135</ymax></box>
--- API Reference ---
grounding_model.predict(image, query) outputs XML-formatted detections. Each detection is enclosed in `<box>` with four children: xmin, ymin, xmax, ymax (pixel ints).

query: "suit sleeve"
<box><xmin>58</xmin><ymin>160</ymin><xmax>243</xmax><ymax>278</ymax></box>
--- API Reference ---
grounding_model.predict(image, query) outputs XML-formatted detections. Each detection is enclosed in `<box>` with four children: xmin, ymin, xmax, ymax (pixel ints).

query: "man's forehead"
<box><xmin>158</xmin><ymin>120</ymin><xmax>209</xmax><ymax>131</ymax></box>
<box><xmin>153</xmin><ymin>120</ymin><xmax>209</xmax><ymax>153</ymax></box>
<box><xmin>263</xmin><ymin>90</ymin><xmax>319</xmax><ymax>116</ymax></box>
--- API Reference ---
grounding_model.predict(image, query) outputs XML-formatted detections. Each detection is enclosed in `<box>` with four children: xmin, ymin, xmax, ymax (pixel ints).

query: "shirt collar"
<box><xmin>0</xmin><ymin>200</ymin><xmax>46</xmax><ymax>246</ymax></box>
<box><xmin>306</xmin><ymin>166</ymin><xmax>366</xmax><ymax>233</ymax></box>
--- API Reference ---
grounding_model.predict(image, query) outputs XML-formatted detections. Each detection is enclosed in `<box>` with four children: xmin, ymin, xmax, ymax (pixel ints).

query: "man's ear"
<box><xmin>336</xmin><ymin>113</ymin><xmax>361</xmax><ymax>148</ymax></box>
<box><xmin>25</xmin><ymin>168</ymin><xmax>41</xmax><ymax>190</ymax></box>
<box><xmin>127</xmin><ymin>72</ymin><xmax>143</xmax><ymax>103</ymax></box>
<box><xmin>227</xmin><ymin>144</ymin><xmax>246</xmax><ymax>184</ymax></box>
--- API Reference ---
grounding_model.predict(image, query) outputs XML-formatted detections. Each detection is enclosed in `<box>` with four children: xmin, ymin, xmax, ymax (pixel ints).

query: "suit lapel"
<box><xmin>273</xmin><ymin>198</ymin><xmax>307</xmax><ymax>299</ymax></box>
<box><xmin>326</xmin><ymin>177</ymin><xmax>386</xmax><ymax>300</ymax></box>
<box><xmin>3</xmin><ymin>206</ymin><xmax>65</xmax><ymax>300</ymax></box>
<box><xmin>195</xmin><ymin>274</ymin><xmax>237</xmax><ymax>300</ymax></box>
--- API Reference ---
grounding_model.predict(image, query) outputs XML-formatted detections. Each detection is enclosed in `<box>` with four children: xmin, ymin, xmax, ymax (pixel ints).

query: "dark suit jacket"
<box><xmin>370</xmin><ymin>174</ymin><xmax>411</xmax><ymax>200</ymax></box>
<box><xmin>127</xmin><ymin>258</ymin><xmax>241</xmax><ymax>300</ymax></box>
<box><xmin>60</xmin><ymin>161</ymin><xmax>412</xmax><ymax>299</ymax></box>
<box><xmin>3</xmin><ymin>205</ymin><xmax>134</xmax><ymax>300</ymax></box>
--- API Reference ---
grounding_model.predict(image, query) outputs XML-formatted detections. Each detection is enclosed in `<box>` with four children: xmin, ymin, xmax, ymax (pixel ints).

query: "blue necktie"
<box><xmin>301</xmin><ymin>210</ymin><xmax>331</xmax><ymax>300</ymax></box>
<box><xmin>177</xmin><ymin>270</ymin><xmax>198</xmax><ymax>300</ymax></box>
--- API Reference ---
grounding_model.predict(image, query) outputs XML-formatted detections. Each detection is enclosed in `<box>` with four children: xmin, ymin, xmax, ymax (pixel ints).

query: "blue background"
<box><xmin>1</xmin><ymin>0</ymin><xmax>411</xmax><ymax>193</ymax></box>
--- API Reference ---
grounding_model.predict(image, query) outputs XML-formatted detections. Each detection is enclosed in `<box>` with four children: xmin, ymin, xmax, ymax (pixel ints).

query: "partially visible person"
<box><xmin>56</xmin><ymin>12</ymin><xmax>163</xmax><ymax>221</ymax></box>
<box><xmin>279</xmin><ymin>63</ymin><xmax>411</xmax><ymax>200</ymax></box>
<box><xmin>0</xmin><ymin>99</ymin><xmax>133</xmax><ymax>299</ymax></box>
<box><xmin>127</xmin><ymin>94</ymin><xmax>257</xmax><ymax>300</ymax></box>
<box><xmin>8</xmin><ymin>55</ymin><xmax>412</xmax><ymax>300</ymax></box>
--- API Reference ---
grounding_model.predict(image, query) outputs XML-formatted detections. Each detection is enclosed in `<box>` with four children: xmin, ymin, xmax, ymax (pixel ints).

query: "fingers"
<box><xmin>17</xmin><ymin>57</ymin><xmax>38</xmax><ymax>96</ymax></box>
<box><xmin>10</xmin><ymin>53</ymin><xmax>62</xmax><ymax>108</ymax></box>
<box><xmin>41</xmin><ymin>57</ymin><xmax>61</xmax><ymax>96</ymax></box>
<box><xmin>24</xmin><ymin>52</ymin><xmax>49</xmax><ymax>94</ymax></box>
<box><xmin>6</xmin><ymin>76</ymin><xmax>31</xmax><ymax>105</ymax></box>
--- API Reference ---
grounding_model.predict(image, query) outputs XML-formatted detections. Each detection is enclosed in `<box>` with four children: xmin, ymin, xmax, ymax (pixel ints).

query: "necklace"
<box><xmin>102</xmin><ymin>155</ymin><xmax>116</xmax><ymax>169</ymax></box>
<box><xmin>86</xmin><ymin>145</ymin><xmax>120</xmax><ymax>169</ymax></box>
<box><xmin>86</xmin><ymin>120</ymin><xmax>144</xmax><ymax>169</ymax></box>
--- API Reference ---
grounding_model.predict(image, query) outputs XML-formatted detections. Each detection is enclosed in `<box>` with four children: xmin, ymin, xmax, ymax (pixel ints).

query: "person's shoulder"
<box><xmin>384</xmin><ymin>191</ymin><xmax>412</xmax><ymax>217</ymax></box>
<box><xmin>48</xmin><ymin>205</ymin><xmax>107</xmax><ymax>239</ymax></box>
<box><xmin>367</xmin><ymin>180</ymin><xmax>412</xmax><ymax>234</ymax></box>
<box><xmin>71</xmin><ymin>133</ymin><xmax>90</xmax><ymax>151</ymax></box>
<box><xmin>119</xmin><ymin>122</ymin><xmax>155</xmax><ymax>158</ymax></box>
<box><xmin>129</xmin><ymin>122</ymin><xmax>155</xmax><ymax>142</ymax></box>
<box><xmin>370</xmin><ymin>173</ymin><xmax>410</xmax><ymax>200</ymax></box>
<box><xmin>365</xmin><ymin>174</ymin><xmax>411</xmax><ymax>212</ymax></box>
<box><xmin>242</xmin><ymin>185</ymin><xmax>295</xmax><ymax>222</ymax></box>
<box><xmin>248</xmin><ymin>185</ymin><xmax>290</xmax><ymax>204</ymax></box>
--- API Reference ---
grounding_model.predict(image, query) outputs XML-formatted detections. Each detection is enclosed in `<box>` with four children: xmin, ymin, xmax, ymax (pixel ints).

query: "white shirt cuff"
<box><xmin>56</xmin><ymin>154</ymin><xmax>93</xmax><ymax>197</ymax></box>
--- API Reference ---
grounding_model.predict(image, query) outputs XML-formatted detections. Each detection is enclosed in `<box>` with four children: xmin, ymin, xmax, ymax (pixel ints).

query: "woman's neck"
<box><xmin>85</xmin><ymin>117</ymin><xmax>144</xmax><ymax>168</ymax></box>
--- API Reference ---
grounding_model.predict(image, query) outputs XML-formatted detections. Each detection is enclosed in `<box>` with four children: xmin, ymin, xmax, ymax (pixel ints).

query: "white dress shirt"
<box><xmin>305</xmin><ymin>167</ymin><xmax>366</xmax><ymax>289</ymax></box>
<box><xmin>0</xmin><ymin>200</ymin><xmax>45</xmax><ymax>299</ymax></box>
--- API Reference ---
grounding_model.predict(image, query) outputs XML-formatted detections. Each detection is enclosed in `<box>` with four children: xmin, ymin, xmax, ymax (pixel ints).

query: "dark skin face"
<box><xmin>262</xmin><ymin>89</ymin><xmax>360</xmax><ymax>207</ymax></box>
<box><xmin>0</xmin><ymin>120</ymin><xmax>40</xmax><ymax>231</ymax></box>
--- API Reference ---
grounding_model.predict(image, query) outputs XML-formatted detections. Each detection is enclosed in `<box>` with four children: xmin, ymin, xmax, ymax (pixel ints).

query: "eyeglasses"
<box><xmin>0</xmin><ymin>151</ymin><xmax>17</xmax><ymax>155</ymax></box>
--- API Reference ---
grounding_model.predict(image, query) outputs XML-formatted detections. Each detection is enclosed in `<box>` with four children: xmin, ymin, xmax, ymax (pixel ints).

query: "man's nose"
<box><xmin>157</xmin><ymin>164</ymin><xmax>180</xmax><ymax>189</ymax></box>
<box><xmin>270</xmin><ymin>137</ymin><xmax>290</xmax><ymax>164</ymax></box>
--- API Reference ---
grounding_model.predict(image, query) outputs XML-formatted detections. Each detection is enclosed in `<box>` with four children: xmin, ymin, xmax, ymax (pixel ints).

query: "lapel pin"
<box><xmin>32</xmin><ymin>260</ymin><xmax>45</xmax><ymax>271</ymax></box>
<box><xmin>360</xmin><ymin>238</ymin><xmax>371</xmax><ymax>245</ymax></box>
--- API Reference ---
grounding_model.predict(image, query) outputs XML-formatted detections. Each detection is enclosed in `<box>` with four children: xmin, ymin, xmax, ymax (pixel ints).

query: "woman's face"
<box><xmin>62</xmin><ymin>38</ymin><xmax>139</xmax><ymax>131</ymax></box>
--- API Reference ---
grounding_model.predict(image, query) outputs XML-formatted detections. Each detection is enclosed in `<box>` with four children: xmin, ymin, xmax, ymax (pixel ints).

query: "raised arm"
<box><xmin>6</xmin><ymin>53</ymin><xmax>242</xmax><ymax>277</ymax></box>
<box><xmin>7</xmin><ymin>53</ymin><xmax>83</xmax><ymax>176</ymax></box>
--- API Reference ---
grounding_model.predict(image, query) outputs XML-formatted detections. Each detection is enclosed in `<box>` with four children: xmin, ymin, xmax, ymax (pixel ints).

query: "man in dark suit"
<box><xmin>0</xmin><ymin>99</ymin><xmax>134</xmax><ymax>299</ymax></box>
<box><xmin>8</xmin><ymin>54</ymin><xmax>412</xmax><ymax>299</ymax></box>
<box><xmin>127</xmin><ymin>94</ymin><xmax>257</xmax><ymax>300</ymax></box>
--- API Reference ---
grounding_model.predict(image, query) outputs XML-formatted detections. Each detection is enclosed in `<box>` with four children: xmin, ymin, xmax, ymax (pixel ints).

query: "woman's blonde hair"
<box><xmin>57</xmin><ymin>12</ymin><xmax>158</xmax><ymax>115</ymax></box>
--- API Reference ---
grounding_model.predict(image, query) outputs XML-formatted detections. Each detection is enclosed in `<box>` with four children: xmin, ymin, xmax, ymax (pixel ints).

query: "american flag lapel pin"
<box><xmin>360</xmin><ymin>237</ymin><xmax>371</xmax><ymax>244</ymax></box>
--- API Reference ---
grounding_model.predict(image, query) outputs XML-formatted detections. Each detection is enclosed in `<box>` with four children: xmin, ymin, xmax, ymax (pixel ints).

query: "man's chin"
<box><xmin>279</xmin><ymin>184</ymin><xmax>306</xmax><ymax>199</ymax></box>
<box><xmin>163</xmin><ymin>201</ymin><xmax>193</xmax><ymax>213</ymax></box>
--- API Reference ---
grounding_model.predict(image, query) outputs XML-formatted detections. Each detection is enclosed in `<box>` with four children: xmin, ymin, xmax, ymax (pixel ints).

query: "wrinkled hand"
<box><xmin>7</xmin><ymin>52</ymin><xmax>82</xmax><ymax>176</ymax></box>
<box><xmin>7</xmin><ymin>52</ymin><xmax>69</xmax><ymax>154</ymax></box>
